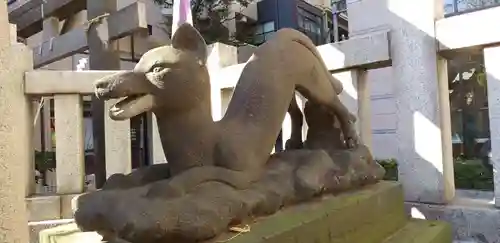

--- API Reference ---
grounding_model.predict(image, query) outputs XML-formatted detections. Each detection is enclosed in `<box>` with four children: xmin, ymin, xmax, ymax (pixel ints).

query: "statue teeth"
<box><xmin>110</xmin><ymin>106</ymin><xmax>120</xmax><ymax>112</ymax></box>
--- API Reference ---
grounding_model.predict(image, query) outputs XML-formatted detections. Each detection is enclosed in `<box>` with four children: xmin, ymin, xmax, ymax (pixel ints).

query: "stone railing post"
<box><xmin>0</xmin><ymin>2</ymin><xmax>35</xmax><ymax>242</ymax></box>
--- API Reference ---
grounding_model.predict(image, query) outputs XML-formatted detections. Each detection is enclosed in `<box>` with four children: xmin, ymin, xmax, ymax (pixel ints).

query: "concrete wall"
<box><xmin>369</xmin><ymin>68</ymin><xmax>398</xmax><ymax>159</ymax></box>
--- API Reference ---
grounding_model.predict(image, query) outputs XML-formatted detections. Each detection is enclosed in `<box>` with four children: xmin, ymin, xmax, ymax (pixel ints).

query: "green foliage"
<box><xmin>153</xmin><ymin>0</ymin><xmax>254</xmax><ymax>45</ymax></box>
<box><xmin>376</xmin><ymin>158</ymin><xmax>493</xmax><ymax>191</ymax></box>
<box><xmin>454</xmin><ymin>157</ymin><xmax>493</xmax><ymax>191</ymax></box>
<box><xmin>376</xmin><ymin>159</ymin><xmax>398</xmax><ymax>181</ymax></box>
<box><xmin>34</xmin><ymin>151</ymin><xmax>56</xmax><ymax>173</ymax></box>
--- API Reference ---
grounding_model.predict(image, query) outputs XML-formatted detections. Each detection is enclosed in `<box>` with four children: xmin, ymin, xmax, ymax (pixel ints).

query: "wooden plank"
<box><xmin>436</xmin><ymin>6</ymin><xmax>500</xmax><ymax>52</ymax></box>
<box><xmin>32</xmin><ymin>2</ymin><xmax>148</xmax><ymax>69</ymax></box>
<box><xmin>54</xmin><ymin>95</ymin><xmax>85</xmax><ymax>194</ymax></box>
<box><xmin>24</xmin><ymin>70</ymin><xmax>120</xmax><ymax>95</ymax></box>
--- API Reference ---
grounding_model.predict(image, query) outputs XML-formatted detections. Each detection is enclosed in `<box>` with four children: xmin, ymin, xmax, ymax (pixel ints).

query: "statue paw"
<box><xmin>344</xmin><ymin>123</ymin><xmax>360</xmax><ymax>148</ymax></box>
<box><xmin>75</xmin><ymin>181</ymin><xmax>246</xmax><ymax>242</ymax></box>
<box><xmin>285</xmin><ymin>138</ymin><xmax>304</xmax><ymax>150</ymax></box>
<box><xmin>345</xmin><ymin>133</ymin><xmax>360</xmax><ymax>148</ymax></box>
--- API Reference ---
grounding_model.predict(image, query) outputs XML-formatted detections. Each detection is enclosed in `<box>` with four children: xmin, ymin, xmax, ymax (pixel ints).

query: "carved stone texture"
<box><xmin>74</xmin><ymin>23</ymin><xmax>384</xmax><ymax>243</ymax></box>
<box><xmin>75</xmin><ymin>146</ymin><xmax>384</xmax><ymax>242</ymax></box>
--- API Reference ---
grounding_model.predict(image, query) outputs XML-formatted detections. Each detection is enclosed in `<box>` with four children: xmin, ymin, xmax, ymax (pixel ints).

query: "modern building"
<box><xmin>247</xmin><ymin>0</ymin><xmax>348</xmax><ymax>46</ymax></box>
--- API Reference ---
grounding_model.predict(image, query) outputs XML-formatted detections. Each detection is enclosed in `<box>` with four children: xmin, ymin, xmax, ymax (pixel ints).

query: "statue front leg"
<box><xmin>285</xmin><ymin>95</ymin><xmax>304</xmax><ymax>150</ymax></box>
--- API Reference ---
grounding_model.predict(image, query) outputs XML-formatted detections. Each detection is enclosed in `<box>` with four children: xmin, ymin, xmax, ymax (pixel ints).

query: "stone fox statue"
<box><xmin>93</xmin><ymin>23</ymin><xmax>358</xmax><ymax>195</ymax></box>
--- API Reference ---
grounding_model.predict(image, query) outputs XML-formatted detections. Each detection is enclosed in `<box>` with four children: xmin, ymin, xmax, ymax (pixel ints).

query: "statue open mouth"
<box><xmin>94</xmin><ymin>70</ymin><xmax>157</xmax><ymax>121</ymax></box>
<box><xmin>108</xmin><ymin>94</ymin><xmax>154</xmax><ymax>120</ymax></box>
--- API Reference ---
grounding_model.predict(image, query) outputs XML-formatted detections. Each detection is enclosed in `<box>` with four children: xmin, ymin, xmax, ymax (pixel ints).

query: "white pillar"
<box><xmin>356</xmin><ymin>70</ymin><xmax>372</xmax><ymax>151</ymax></box>
<box><xmin>348</xmin><ymin>0</ymin><xmax>454</xmax><ymax>203</ymax></box>
<box><xmin>207</xmin><ymin>43</ymin><xmax>238</xmax><ymax>121</ymax></box>
<box><xmin>484</xmin><ymin>46</ymin><xmax>500</xmax><ymax>208</ymax></box>
<box><xmin>148</xmin><ymin>113</ymin><xmax>167</xmax><ymax>164</ymax></box>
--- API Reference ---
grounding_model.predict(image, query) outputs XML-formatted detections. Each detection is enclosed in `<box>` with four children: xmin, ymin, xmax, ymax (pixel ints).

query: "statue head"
<box><xmin>94</xmin><ymin>23</ymin><xmax>210</xmax><ymax>120</ymax></box>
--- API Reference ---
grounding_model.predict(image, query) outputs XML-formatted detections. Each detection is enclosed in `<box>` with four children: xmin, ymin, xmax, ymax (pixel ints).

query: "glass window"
<box><xmin>445</xmin><ymin>0</ymin><xmax>500</xmax><ymax>16</ymax></box>
<box><xmin>255</xmin><ymin>25</ymin><xmax>264</xmax><ymax>35</ymax></box>
<box><xmin>448</xmin><ymin>53</ymin><xmax>493</xmax><ymax>191</ymax></box>
<box><xmin>263</xmin><ymin>21</ymin><xmax>275</xmax><ymax>33</ymax></box>
<box><xmin>297</xmin><ymin>7</ymin><xmax>323</xmax><ymax>45</ymax></box>
<box><xmin>252</xmin><ymin>21</ymin><xmax>276</xmax><ymax>45</ymax></box>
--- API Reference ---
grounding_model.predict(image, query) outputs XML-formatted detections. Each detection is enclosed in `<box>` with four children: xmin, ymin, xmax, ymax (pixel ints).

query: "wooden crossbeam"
<box><xmin>32</xmin><ymin>2</ymin><xmax>147</xmax><ymax>69</ymax></box>
<box><xmin>10</xmin><ymin>0</ymin><xmax>86</xmax><ymax>38</ymax></box>
<box><xmin>436</xmin><ymin>6</ymin><xmax>500</xmax><ymax>53</ymax></box>
<box><xmin>216</xmin><ymin>30</ymin><xmax>392</xmax><ymax>89</ymax></box>
<box><xmin>28</xmin><ymin>29</ymin><xmax>392</xmax><ymax>95</ymax></box>
<box><xmin>8</xmin><ymin>0</ymin><xmax>44</xmax><ymax>19</ymax></box>
<box><xmin>317</xmin><ymin>30</ymin><xmax>391</xmax><ymax>72</ymax></box>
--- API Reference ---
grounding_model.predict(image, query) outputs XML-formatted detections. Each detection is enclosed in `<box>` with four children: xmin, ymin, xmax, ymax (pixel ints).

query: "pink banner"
<box><xmin>171</xmin><ymin>0</ymin><xmax>193</xmax><ymax>36</ymax></box>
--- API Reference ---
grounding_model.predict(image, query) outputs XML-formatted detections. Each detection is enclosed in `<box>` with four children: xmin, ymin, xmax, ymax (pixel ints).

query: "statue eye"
<box><xmin>152</xmin><ymin>66</ymin><xmax>164</xmax><ymax>73</ymax></box>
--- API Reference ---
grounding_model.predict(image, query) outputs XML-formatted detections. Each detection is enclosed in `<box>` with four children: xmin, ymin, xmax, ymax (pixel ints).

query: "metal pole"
<box><xmin>332</xmin><ymin>0</ymin><xmax>339</xmax><ymax>42</ymax></box>
<box><xmin>322</xmin><ymin>8</ymin><xmax>331</xmax><ymax>43</ymax></box>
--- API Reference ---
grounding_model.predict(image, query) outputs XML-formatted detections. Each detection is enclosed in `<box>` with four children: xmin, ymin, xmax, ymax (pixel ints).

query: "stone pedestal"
<box><xmin>36</xmin><ymin>182</ymin><xmax>452</xmax><ymax>243</ymax></box>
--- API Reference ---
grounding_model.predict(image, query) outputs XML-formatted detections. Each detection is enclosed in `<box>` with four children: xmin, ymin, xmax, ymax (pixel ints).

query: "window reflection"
<box><xmin>253</xmin><ymin>21</ymin><xmax>276</xmax><ymax>45</ymax></box>
<box><xmin>444</xmin><ymin>0</ymin><xmax>500</xmax><ymax>16</ymax></box>
<box><xmin>449</xmin><ymin>54</ymin><xmax>489</xmax><ymax>159</ymax></box>
<box><xmin>448</xmin><ymin>51</ymin><xmax>493</xmax><ymax>191</ymax></box>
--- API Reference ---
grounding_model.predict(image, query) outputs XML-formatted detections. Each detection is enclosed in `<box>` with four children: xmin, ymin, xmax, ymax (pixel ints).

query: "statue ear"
<box><xmin>171</xmin><ymin>23</ymin><xmax>207</xmax><ymax>64</ymax></box>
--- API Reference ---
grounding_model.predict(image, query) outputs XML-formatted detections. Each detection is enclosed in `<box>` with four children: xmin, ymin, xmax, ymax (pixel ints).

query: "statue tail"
<box><xmin>274</xmin><ymin>29</ymin><xmax>344</xmax><ymax>94</ymax></box>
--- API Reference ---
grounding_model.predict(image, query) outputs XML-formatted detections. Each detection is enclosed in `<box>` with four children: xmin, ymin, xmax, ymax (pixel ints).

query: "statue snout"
<box><xmin>94</xmin><ymin>71</ymin><xmax>151</xmax><ymax>100</ymax></box>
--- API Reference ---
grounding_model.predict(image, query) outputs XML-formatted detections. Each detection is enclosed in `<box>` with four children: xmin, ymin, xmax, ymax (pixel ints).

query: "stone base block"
<box><xmin>36</xmin><ymin>222</ymin><xmax>102</xmax><ymax>243</ymax></box>
<box><xmin>208</xmin><ymin>181</ymin><xmax>407</xmax><ymax>243</ymax></box>
<box><xmin>383</xmin><ymin>219</ymin><xmax>452</xmax><ymax>243</ymax></box>
<box><xmin>405</xmin><ymin>197</ymin><xmax>500</xmax><ymax>243</ymax></box>
<box><xmin>29</xmin><ymin>219</ymin><xmax>76</xmax><ymax>243</ymax></box>
<box><xmin>35</xmin><ymin>182</ymin><xmax>453</xmax><ymax>243</ymax></box>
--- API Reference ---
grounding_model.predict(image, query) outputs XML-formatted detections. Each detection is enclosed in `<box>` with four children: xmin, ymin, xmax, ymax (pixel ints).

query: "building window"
<box><xmin>447</xmin><ymin>52</ymin><xmax>494</xmax><ymax>191</ymax></box>
<box><xmin>297</xmin><ymin>7</ymin><xmax>322</xmax><ymax>44</ymax></box>
<box><xmin>444</xmin><ymin>0</ymin><xmax>500</xmax><ymax>16</ymax></box>
<box><xmin>331</xmin><ymin>0</ymin><xmax>347</xmax><ymax>15</ymax></box>
<box><xmin>253</xmin><ymin>21</ymin><xmax>276</xmax><ymax>45</ymax></box>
